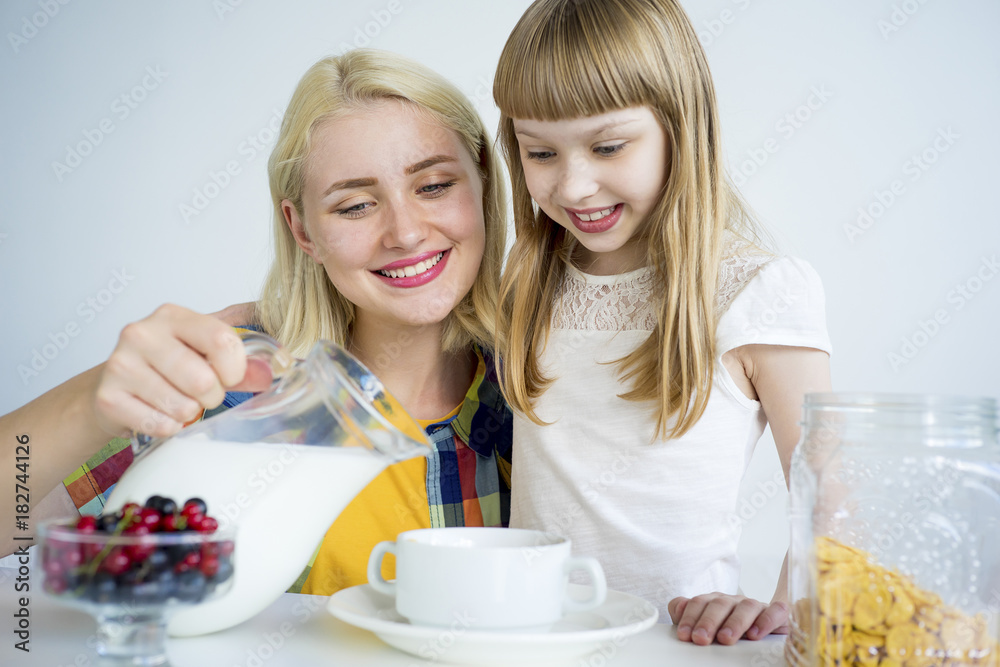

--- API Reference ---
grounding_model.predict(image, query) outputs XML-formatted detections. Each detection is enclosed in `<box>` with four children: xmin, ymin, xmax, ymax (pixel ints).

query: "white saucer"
<box><xmin>327</xmin><ymin>583</ymin><xmax>659</xmax><ymax>665</ymax></box>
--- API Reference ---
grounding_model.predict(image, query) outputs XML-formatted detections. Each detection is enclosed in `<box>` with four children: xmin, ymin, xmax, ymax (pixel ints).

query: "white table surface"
<box><xmin>0</xmin><ymin>566</ymin><xmax>786</xmax><ymax>666</ymax></box>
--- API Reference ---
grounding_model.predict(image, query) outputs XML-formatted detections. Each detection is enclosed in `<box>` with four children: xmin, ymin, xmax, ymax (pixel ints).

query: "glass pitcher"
<box><xmin>786</xmin><ymin>393</ymin><xmax>1000</xmax><ymax>667</ymax></box>
<box><xmin>104</xmin><ymin>332</ymin><xmax>430</xmax><ymax>636</ymax></box>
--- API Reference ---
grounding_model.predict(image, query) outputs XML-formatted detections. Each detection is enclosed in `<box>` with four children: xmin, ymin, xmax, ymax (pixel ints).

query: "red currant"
<box><xmin>161</xmin><ymin>513</ymin><xmax>181</xmax><ymax>532</ymax></box>
<box><xmin>75</xmin><ymin>515</ymin><xmax>97</xmax><ymax>532</ymax></box>
<box><xmin>200</xmin><ymin>555</ymin><xmax>220</xmax><ymax>577</ymax></box>
<box><xmin>138</xmin><ymin>507</ymin><xmax>162</xmax><ymax>531</ymax></box>
<box><xmin>101</xmin><ymin>547</ymin><xmax>131</xmax><ymax>575</ymax></box>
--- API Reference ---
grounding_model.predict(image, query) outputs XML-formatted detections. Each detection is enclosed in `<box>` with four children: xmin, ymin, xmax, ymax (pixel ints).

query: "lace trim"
<box><xmin>550</xmin><ymin>240</ymin><xmax>774</xmax><ymax>332</ymax></box>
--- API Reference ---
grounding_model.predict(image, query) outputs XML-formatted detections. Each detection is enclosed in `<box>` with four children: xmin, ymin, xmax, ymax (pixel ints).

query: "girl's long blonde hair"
<box><xmin>494</xmin><ymin>0</ymin><xmax>762</xmax><ymax>439</ymax></box>
<box><xmin>257</xmin><ymin>49</ymin><xmax>507</xmax><ymax>358</ymax></box>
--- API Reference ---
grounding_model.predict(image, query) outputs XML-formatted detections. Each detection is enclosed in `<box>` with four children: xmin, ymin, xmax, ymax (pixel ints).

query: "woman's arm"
<box><xmin>0</xmin><ymin>304</ymin><xmax>257</xmax><ymax>553</ymax></box>
<box><xmin>669</xmin><ymin>344</ymin><xmax>831</xmax><ymax>645</ymax></box>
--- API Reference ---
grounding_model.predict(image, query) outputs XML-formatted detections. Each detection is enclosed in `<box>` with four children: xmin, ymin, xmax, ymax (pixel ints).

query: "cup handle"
<box><xmin>562</xmin><ymin>556</ymin><xmax>607</xmax><ymax>613</ymax></box>
<box><xmin>367</xmin><ymin>541</ymin><xmax>396</xmax><ymax>596</ymax></box>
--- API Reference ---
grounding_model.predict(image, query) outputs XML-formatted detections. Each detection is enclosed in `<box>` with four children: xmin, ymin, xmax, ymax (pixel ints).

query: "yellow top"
<box><xmin>299</xmin><ymin>403</ymin><xmax>463</xmax><ymax>595</ymax></box>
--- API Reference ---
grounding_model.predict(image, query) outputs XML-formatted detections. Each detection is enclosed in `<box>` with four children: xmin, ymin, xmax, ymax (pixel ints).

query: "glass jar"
<box><xmin>787</xmin><ymin>393</ymin><xmax>1000</xmax><ymax>667</ymax></box>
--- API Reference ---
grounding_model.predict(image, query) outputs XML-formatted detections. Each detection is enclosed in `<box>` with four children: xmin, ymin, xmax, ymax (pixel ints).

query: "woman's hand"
<box><xmin>93</xmin><ymin>303</ymin><xmax>266</xmax><ymax>439</ymax></box>
<box><xmin>667</xmin><ymin>593</ymin><xmax>789</xmax><ymax>645</ymax></box>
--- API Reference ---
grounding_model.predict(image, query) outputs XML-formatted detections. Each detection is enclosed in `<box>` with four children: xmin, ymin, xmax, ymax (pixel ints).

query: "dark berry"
<box><xmin>183</xmin><ymin>498</ymin><xmax>207</xmax><ymax>515</ymax></box>
<box><xmin>175</xmin><ymin>570</ymin><xmax>207</xmax><ymax>602</ymax></box>
<box><xmin>148</xmin><ymin>548</ymin><xmax>169</xmax><ymax>572</ymax></box>
<box><xmin>159</xmin><ymin>498</ymin><xmax>177</xmax><ymax>515</ymax></box>
<box><xmin>98</xmin><ymin>514</ymin><xmax>119</xmax><ymax>532</ymax></box>
<box><xmin>144</xmin><ymin>495</ymin><xmax>164</xmax><ymax>510</ymax></box>
<box><xmin>214</xmin><ymin>559</ymin><xmax>234</xmax><ymax>584</ymax></box>
<box><xmin>88</xmin><ymin>572</ymin><xmax>118</xmax><ymax>603</ymax></box>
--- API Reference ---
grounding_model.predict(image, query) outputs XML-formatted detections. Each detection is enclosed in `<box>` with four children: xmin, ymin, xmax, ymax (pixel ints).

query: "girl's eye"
<box><xmin>335</xmin><ymin>201</ymin><xmax>373</xmax><ymax>218</ymax></box>
<box><xmin>419</xmin><ymin>181</ymin><xmax>456</xmax><ymax>197</ymax></box>
<box><xmin>525</xmin><ymin>150</ymin><xmax>555</xmax><ymax>162</ymax></box>
<box><xmin>594</xmin><ymin>143</ymin><xmax>625</xmax><ymax>157</ymax></box>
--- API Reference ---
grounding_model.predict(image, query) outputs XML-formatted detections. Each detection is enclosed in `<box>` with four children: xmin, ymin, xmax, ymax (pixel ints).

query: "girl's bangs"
<box><xmin>494</xmin><ymin>2</ymin><xmax>655</xmax><ymax>120</ymax></box>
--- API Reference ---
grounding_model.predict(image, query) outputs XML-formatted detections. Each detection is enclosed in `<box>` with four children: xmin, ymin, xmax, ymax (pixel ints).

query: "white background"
<box><xmin>1</xmin><ymin>1</ymin><xmax>997</xmax><ymax>602</ymax></box>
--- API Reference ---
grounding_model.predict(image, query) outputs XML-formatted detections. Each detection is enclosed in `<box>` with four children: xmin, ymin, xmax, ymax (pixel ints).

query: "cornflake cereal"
<box><xmin>789</xmin><ymin>537</ymin><xmax>999</xmax><ymax>667</ymax></box>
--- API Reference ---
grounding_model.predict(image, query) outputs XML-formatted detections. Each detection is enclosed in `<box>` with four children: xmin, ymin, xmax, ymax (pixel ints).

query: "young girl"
<box><xmin>1</xmin><ymin>50</ymin><xmax>512</xmax><ymax>595</ymax></box>
<box><xmin>493</xmin><ymin>0</ymin><xmax>832</xmax><ymax>646</ymax></box>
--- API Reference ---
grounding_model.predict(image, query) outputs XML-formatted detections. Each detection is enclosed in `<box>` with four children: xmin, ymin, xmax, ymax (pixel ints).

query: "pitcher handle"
<box><xmin>132</xmin><ymin>330</ymin><xmax>294</xmax><ymax>453</ymax></box>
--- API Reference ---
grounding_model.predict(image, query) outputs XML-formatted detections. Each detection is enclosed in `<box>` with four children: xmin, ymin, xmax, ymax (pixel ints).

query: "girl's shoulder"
<box><xmin>716</xmin><ymin>238</ymin><xmax>832</xmax><ymax>355</ymax></box>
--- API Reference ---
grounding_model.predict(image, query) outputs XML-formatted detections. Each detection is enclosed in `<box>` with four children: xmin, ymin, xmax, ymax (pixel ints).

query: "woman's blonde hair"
<box><xmin>258</xmin><ymin>49</ymin><xmax>507</xmax><ymax>358</ymax></box>
<box><xmin>494</xmin><ymin>0</ymin><xmax>762</xmax><ymax>439</ymax></box>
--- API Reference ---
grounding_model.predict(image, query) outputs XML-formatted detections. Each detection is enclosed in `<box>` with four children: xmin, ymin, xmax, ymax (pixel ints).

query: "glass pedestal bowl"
<box><xmin>39</xmin><ymin>515</ymin><xmax>236</xmax><ymax>666</ymax></box>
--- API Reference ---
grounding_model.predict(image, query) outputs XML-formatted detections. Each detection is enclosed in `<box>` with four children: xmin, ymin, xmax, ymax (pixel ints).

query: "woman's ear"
<box><xmin>282</xmin><ymin>199</ymin><xmax>319</xmax><ymax>262</ymax></box>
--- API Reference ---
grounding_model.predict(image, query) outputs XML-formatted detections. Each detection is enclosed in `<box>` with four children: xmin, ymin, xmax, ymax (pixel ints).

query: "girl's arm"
<box><xmin>669</xmin><ymin>344</ymin><xmax>831</xmax><ymax>645</ymax></box>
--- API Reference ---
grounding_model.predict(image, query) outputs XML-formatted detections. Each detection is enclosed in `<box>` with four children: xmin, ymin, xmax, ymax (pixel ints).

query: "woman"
<box><xmin>0</xmin><ymin>49</ymin><xmax>511</xmax><ymax>595</ymax></box>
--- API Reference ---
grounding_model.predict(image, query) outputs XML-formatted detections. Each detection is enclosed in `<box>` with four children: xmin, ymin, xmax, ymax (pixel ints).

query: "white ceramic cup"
<box><xmin>367</xmin><ymin>527</ymin><xmax>607</xmax><ymax>630</ymax></box>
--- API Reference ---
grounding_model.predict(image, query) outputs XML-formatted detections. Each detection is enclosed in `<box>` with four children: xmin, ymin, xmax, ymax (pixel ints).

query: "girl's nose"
<box><xmin>556</xmin><ymin>156</ymin><xmax>599</xmax><ymax>205</ymax></box>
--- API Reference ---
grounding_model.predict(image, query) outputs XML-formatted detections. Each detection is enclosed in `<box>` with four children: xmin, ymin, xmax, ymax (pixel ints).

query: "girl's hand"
<box><xmin>93</xmin><ymin>303</ymin><xmax>268</xmax><ymax>439</ymax></box>
<box><xmin>667</xmin><ymin>593</ymin><xmax>789</xmax><ymax>645</ymax></box>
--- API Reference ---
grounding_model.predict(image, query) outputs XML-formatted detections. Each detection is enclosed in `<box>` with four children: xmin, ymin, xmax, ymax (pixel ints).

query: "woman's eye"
<box><xmin>525</xmin><ymin>150</ymin><xmax>555</xmax><ymax>162</ymax></box>
<box><xmin>335</xmin><ymin>201</ymin><xmax>373</xmax><ymax>218</ymax></box>
<box><xmin>594</xmin><ymin>143</ymin><xmax>625</xmax><ymax>157</ymax></box>
<box><xmin>419</xmin><ymin>181</ymin><xmax>456</xmax><ymax>196</ymax></box>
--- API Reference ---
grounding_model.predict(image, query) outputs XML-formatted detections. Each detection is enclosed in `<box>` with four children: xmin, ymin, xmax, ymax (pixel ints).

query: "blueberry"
<box><xmin>159</xmin><ymin>498</ymin><xmax>177</xmax><ymax>515</ymax></box>
<box><xmin>168</xmin><ymin>543</ymin><xmax>198</xmax><ymax>564</ymax></box>
<box><xmin>97</xmin><ymin>514</ymin><xmax>119</xmax><ymax>533</ymax></box>
<box><xmin>148</xmin><ymin>548</ymin><xmax>169</xmax><ymax>572</ymax></box>
<box><xmin>124</xmin><ymin>581</ymin><xmax>163</xmax><ymax>606</ymax></box>
<box><xmin>175</xmin><ymin>570</ymin><xmax>207</xmax><ymax>602</ymax></box>
<box><xmin>144</xmin><ymin>495</ymin><xmax>164</xmax><ymax>510</ymax></box>
<box><xmin>120</xmin><ymin>567</ymin><xmax>146</xmax><ymax>587</ymax></box>
<box><xmin>153</xmin><ymin>568</ymin><xmax>176</xmax><ymax>600</ymax></box>
<box><xmin>213</xmin><ymin>560</ymin><xmax>234</xmax><ymax>584</ymax></box>
<box><xmin>87</xmin><ymin>572</ymin><xmax>118</xmax><ymax>604</ymax></box>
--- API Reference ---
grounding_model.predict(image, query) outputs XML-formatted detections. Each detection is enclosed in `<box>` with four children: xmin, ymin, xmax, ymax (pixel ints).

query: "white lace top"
<box><xmin>509</xmin><ymin>247</ymin><xmax>832</xmax><ymax>619</ymax></box>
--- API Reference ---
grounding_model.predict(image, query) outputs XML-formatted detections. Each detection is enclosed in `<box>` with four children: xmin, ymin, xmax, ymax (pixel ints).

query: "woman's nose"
<box><xmin>383</xmin><ymin>201</ymin><xmax>429</xmax><ymax>249</ymax></box>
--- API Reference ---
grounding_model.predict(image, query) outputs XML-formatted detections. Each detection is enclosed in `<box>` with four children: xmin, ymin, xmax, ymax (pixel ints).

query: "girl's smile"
<box><xmin>513</xmin><ymin>106</ymin><xmax>669</xmax><ymax>275</ymax></box>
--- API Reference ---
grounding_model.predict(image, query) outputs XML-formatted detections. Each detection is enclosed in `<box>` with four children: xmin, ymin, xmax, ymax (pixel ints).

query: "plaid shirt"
<box><xmin>63</xmin><ymin>340</ymin><xmax>513</xmax><ymax>529</ymax></box>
